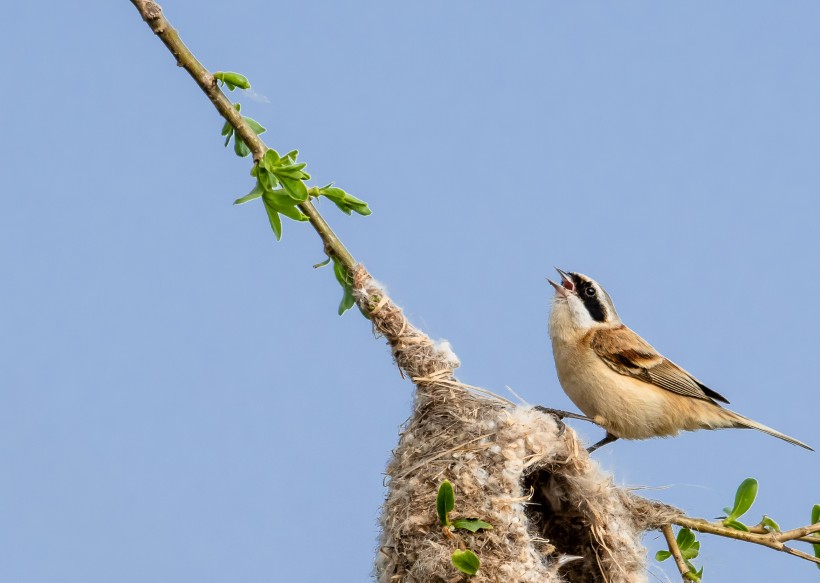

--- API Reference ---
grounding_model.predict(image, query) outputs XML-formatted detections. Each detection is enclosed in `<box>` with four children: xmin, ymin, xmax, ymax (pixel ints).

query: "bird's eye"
<box><xmin>584</xmin><ymin>286</ymin><xmax>596</xmax><ymax>297</ymax></box>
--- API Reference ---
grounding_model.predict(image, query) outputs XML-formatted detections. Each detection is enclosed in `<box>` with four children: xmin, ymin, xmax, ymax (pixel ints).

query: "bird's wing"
<box><xmin>589</xmin><ymin>326</ymin><xmax>730</xmax><ymax>405</ymax></box>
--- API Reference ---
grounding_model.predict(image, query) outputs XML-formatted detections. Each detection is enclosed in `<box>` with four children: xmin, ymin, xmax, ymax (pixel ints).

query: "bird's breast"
<box><xmin>550</xmin><ymin>331</ymin><xmax>682</xmax><ymax>439</ymax></box>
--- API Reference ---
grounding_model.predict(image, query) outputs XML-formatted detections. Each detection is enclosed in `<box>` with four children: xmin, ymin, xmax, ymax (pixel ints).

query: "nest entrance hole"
<box><xmin>523</xmin><ymin>467</ymin><xmax>608</xmax><ymax>583</ymax></box>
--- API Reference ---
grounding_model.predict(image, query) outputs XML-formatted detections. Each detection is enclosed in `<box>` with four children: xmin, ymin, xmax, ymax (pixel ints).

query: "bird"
<box><xmin>545</xmin><ymin>268</ymin><xmax>812</xmax><ymax>453</ymax></box>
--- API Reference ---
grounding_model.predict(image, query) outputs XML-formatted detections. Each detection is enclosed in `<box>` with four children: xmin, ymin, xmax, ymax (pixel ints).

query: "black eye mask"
<box><xmin>571</xmin><ymin>274</ymin><xmax>607</xmax><ymax>323</ymax></box>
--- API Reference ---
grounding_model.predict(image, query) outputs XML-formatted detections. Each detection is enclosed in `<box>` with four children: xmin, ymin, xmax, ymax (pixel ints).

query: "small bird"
<box><xmin>546</xmin><ymin>268</ymin><xmax>812</xmax><ymax>452</ymax></box>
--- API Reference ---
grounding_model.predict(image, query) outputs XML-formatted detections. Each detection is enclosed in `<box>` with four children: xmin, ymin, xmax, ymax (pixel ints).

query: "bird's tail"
<box><xmin>728</xmin><ymin>411</ymin><xmax>813</xmax><ymax>451</ymax></box>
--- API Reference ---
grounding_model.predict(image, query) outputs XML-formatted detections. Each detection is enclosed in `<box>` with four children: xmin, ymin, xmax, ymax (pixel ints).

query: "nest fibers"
<box><xmin>353</xmin><ymin>267</ymin><xmax>679</xmax><ymax>583</ymax></box>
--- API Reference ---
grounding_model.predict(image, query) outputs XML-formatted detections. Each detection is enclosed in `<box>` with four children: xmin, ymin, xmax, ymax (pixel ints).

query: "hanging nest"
<box><xmin>353</xmin><ymin>266</ymin><xmax>679</xmax><ymax>583</ymax></box>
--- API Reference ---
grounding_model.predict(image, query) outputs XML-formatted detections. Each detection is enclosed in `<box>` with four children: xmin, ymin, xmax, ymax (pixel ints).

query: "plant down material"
<box><xmin>353</xmin><ymin>266</ymin><xmax>676</xmax><ymax>583</ymax></box>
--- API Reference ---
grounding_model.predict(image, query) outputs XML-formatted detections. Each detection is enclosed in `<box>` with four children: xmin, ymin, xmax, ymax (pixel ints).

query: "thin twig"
<box><xmin>661</xmin><ymin>524</ymin><xmax>691</xmax><ymax>582</ymax></box>
<box><xmin>746</xmin><ymin>523</ymin><xmax>820</xmax><ymax>544</ymax></box>
<box><xmin>673</xmin><ymin>517</ymin><xmax>820</xmax><ymax>566</ymax></box>
<box><xmin>129</xmin><ymin>0</ymin><xmax>356</xmax><ymax>271</ymax></box>
<box><xmin>782</xmin><ymin>545</ymin><xmax>820</xmax><ymax>564</ymax></box>
<box><xmin>775</xmin><ymin>522</ymin><xmax>820</xmax><ymax>542</ymax></box>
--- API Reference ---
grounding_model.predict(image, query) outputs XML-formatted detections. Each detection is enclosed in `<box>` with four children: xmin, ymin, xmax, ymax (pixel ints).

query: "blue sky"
<box><xmin>2</xmin><ymin>2</ymin><xmax>819</xmax><ymax>581</ymax></box>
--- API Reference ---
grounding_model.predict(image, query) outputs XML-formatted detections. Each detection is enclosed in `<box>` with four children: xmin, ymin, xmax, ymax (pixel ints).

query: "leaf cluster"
<box><xmin>214</xmin><ymin>71</ymin><xmax>251</xmax><ymax>91</ymax></box>
<box><xmin>235</xmin><ymin>149</ymin><xmax>311</xmax><ymax>240</ymax></box>
<box><xmin>318</xmin><ymin>185</ymin><xmax>371</xmax><ymax>217</ymax></box>
<box><xmin>221</xmin><ymin>103</ymin><xmax>266</xmax><ymax>158</ymax></box>
<box><xmin>216</xmin><ymin>71</ymin><xmax>372</xmax><ymax>315</ymax></box>
<box><xmin>436</xmin><ymin>481</ymin><xmax>492</xmax><ymax>576</ymax></box>
<box><xmin>657</xmin><ymin>478</ymin><xmax>820</xmax><ymax>580</ymax></box>
<box><xmin>721</xmin><ymin>477</ymin><xmax>760</xmax><ymax>532</ymax></box>
<box><xmin>656</xmin><ymin>527</ymin><xmax>703</xmax><ymax>581</ymax></box>
<box><xmin>332</xmin><ymin>257</ymin><xmax>356</xmax><ymax>316</ymax></box>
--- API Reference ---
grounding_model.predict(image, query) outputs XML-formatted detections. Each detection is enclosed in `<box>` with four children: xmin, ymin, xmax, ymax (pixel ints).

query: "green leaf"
<box><xmin>676</xmin><ymin>527</ymin><xmax>695</xmax><ymax>549</ymax></box>
<box><xmin>725</xmin><ymin>478</ymin><xmax>758</xmax><ymax>524</ymax></box>
<box><xmin>654</xmin><ymin>550</ymin><xmax>671</xmax><ymax>562</ymax></box>
<box><xmin>234</xmin><ymin>183</ymin><xmax>263</xmax><ymax>205</ymax></box>
<box><xmin>451</xmin><ymin>519</ymin><xmax>493</xmax><ymax>533</ymax></box>
<box><xmin>274</xmin><ymin>162</ymin><xmax>308</xmax><ymax>177</ymax></box>
<box><xmin>760</xmin><ymin>515</ymin><xmax>780</xmax><ymax>532</ymax></box>
<box><xmin>724</xmin><ymin>519</ymin><xmax>749</xmax><ymax>532</ymax></box>
<box><xmin>257</xmin><ymin>167</ymin><xmax>278</xmax><ymax>191</ymax></box>
<box><xmin>234</xmin><ymin>136</ymin><xmax>251</xmax><ymax>158</ymax></box>
<box><xmin>262</xmin><ymin>149</ymin><xmax>281</xmax><ymax>170</ymax></box>
<box><xmin>348</xmin><ymin>201</ymin><xmax>372</xmax><ymax>216</ymax></box>
<box><xmin>279</xmin><ymin>175</ymin><xmax>309</xmax><ymax>202</ymax></box>
<box><xmin>684</xmin><ymin>563</ymin><xmax>703</xmax><ymax>582</ymax></box>
<box><xmin>313</xmin><ymin>256</ymin><xmax>331</xmax><ymax>269</ymax></box>
<box><xmin>214</xmin><ymin>71</ymin><xmax>251</xmax><ymax>90</ymax></box>
<box><xmin>318</xmin><ymin>186</ymin><xmax>372</xmax><ymax>216</ymax></box>
<box><xmin>451</xmin><ymin>550</ymin><xmax>480</xmax><ymax>576</ymax></box>
<box><xmin>338</xmin><ymin>285</ymin><xmax>355</xmax><ymax>315</ymax></box>
<box><xmin>263</xmin><ymin>190</ymin><xmax>308</xmax><ymax>221</ymax></box>
<box><xmin>275</xmin><ymin>202</ymin><xmax>308</xmax><ymax>222</ymax></box>
<box><xmin>680</xmin><ymin>541</ymin><xmax>700</xmax><ymax>560</ymax></box>
<box><xmin>333</xmin><ymin>258</ymin><xmax>351</xmax><ymax>287</ymax></box>
<box><xmin>437</xmin><ymin>481</ymin><xmax>455</xmax><ymax>526</ymax></box>
<box><xmin>332</xmin><ymin>258</ymin><xmax>355</xmax><ymax>315</ymax></box>
<box><xmin>243</xmin><ymin>116</ymin><xmax>266</xmax><ymax>136</ymax></box>
<box><xmin>342</xmin><ymin>192</ymin><xmax>368</xmax><ymax>206</ymax></box>
<box><xmin>262</xmin><ymin>198</ymin><xmax>283</xmax><ymax>240</ymax></box>
<box><xmin>320</xmin><ymin>186</ymin><xmax>346</xmax><ymax>203</ymax></box>
<box><xmin>221</xmin><ymin>118</ymin><xmax>235</xmax><ymax>147</ymax></box>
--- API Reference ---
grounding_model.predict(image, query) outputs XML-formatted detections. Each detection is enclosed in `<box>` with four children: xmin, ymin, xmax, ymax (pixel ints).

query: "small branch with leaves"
<box><xmin>656</xmin><ymin>478</ymin><xmax>820</xmax><ymax>581</ymax></box>
<box><xmin>130</xmin><ymin>0</ymin><xmax>365</xmax><ymax>314</ymax></box>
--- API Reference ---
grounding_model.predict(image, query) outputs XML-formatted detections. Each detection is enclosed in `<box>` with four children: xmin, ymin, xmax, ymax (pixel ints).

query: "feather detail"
<box><xmin>589</xmin><ymin>326</ymin><xmax>730</xmax><ymax>404</ymax></box>
<box><xmin>728</xmin><ymin>411</ymin><xmax>814</xmax><ymax>450</ymax></box>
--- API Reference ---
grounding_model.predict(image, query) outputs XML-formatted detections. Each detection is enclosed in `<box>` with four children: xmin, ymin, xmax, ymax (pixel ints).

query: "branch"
<box><xmin>661</xmin><ymin>524</ymin><xmax>693</xmax><ymax>582</ymax></box>
<box><xmin>672</xmin><ymin>516</ymin><xmax>820</xmax><ymax>566</ymax></box>
<box><xmin>129</xmin><ymin>0</ymin><xmax>356</xmax><ymax>270</ymax></box>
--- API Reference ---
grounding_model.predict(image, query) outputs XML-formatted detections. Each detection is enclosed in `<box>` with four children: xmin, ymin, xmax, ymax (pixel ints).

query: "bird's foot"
<box><xmin>533</xmin><ymin>406</ymin><xmax>595</xmax><ymax>437</ymax></box>
<box><xmin>586</xmin><ymin>432</ymin><xmax>619</xmax><ymax>454</ymax></box>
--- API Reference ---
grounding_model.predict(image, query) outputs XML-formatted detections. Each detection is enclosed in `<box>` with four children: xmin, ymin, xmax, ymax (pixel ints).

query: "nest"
<box><xmin>353</xmin><ymin>266</ymin><xmax>678</xmax><ymax>583</ymax></box>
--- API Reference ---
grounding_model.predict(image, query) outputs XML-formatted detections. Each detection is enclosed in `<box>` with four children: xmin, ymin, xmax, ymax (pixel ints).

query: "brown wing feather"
<box><xmin>589</xmin><ymin>326</ymin><xmax>730</xmax><ymax>405</ymax></box>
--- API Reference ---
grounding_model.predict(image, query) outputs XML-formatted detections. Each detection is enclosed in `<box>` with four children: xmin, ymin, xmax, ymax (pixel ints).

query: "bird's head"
<box><xmin>547</xmin><ymin>268</ymin><xmax>621</xmax><ymax>330</ymax></box>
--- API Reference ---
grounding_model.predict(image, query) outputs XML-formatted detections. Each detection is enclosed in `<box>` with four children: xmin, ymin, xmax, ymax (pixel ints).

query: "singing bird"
<box><xmin>546</xmin><ymin>268</ymin><xmax>812</xmax><ymax>453</ymax></box>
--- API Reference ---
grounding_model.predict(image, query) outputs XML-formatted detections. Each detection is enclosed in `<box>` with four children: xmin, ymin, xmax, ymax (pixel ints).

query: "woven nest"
<box><xmin>353</xmin><ymin>266</ymin><xmax>678</xmax><ymax>583</ymax></box>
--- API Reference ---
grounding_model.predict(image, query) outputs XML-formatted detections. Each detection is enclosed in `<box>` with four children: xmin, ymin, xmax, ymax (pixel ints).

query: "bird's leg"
<box><xmin>587</xmin><ymin>432</ymin><xmax>619</xmax><ymax>454</ymax></box>
<box><xmin>533</xmin><ymin>406</ymin><xmax>596</xmax><ymax>437</ymax></box>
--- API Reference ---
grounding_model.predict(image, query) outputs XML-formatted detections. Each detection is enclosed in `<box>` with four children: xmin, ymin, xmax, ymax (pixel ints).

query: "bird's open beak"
<box><xmin>547</xmin><ymin>268</ymin><xmax>575</xmax><ymax>297</ymax></box>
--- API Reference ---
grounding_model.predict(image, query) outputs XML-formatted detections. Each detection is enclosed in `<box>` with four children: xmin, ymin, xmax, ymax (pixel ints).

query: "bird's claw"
<box><xmin>533</xmin><ymin>406</ymin><xmax>596</xmax><ymax>436</ymax></box>
<box><xmin>586</xmin><ymin>432</ymin><xmax>619</xmax><ymax>454</ymax></box>
<box><xmin>533</xmin><ymin>406</ymin><xmax>567</xmax><ymax>435</ymax></box>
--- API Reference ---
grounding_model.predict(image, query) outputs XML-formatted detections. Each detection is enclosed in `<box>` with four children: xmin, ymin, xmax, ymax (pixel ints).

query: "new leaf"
<box><xmin>451</xmin><ymin>550</ymin><xmax>480</xmax><ymax>576</ymax></box>
<box><xmin>437</xmin><ymin>481</ymin><xmax>455</xmax><ymax>526</ymax></box>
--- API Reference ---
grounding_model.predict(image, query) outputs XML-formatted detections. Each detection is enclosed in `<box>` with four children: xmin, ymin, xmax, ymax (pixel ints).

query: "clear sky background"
<box><xmin>2</xmin><ymin>2</ymin><xmax>819</xmax><ymax>582</ymax></box>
